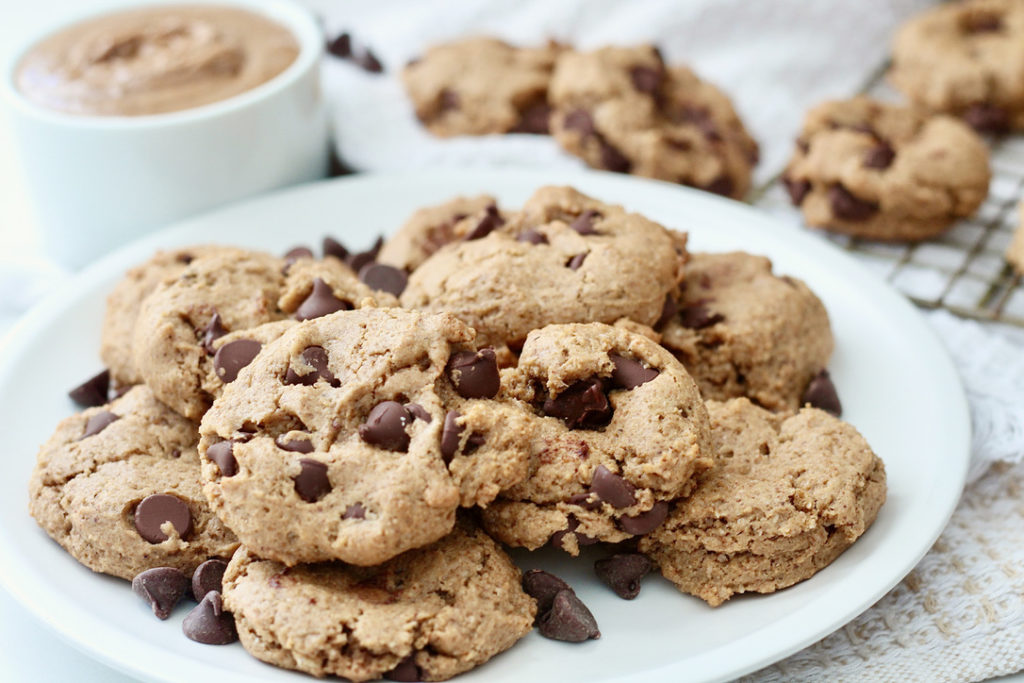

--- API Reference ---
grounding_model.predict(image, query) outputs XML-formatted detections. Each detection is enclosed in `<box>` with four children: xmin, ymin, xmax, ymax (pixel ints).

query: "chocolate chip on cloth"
<box><xmin>783</xmin><ymin>96</ymin><xmax>990</xmax><ymax>241</ymax></box>
<box><xmin>890</xmin><ymin>0</ymin><xmax>1024</xmax><ymax>133</ymax></box>
<box><xmin>548</xmin><ymin>45</ymin><xmax>758</xmax><ymax>198</ymax></box>
<box><xmin>402</xmin><ymin>186</ymin><xmax>686</xmax><ymax>350</ymax></box>
<box><xmin>198</xmin><ymin>308</ymin><xmax>531</xmax><ymax>566</ymax></box>
<box><xmin>28</xmin><ymin>386</ymin><xmax>238</xmax><ymax>581</ymax></box>
<box><xmin>221</xmin><ymin>523</ymin><xmax>535</xmax><ymax>682</ymax></box>
<box><xmin>659</xmin><ymin>252</ymin><xmax>835</xmax><ymax>412</ymax></box>
<box><xmin>480</xmin><ymin>322</ymin><xmax>712</xmax><ymax>555</ymax></box>
<box><xmin>639</xmin><ymin>398</ymin><xmax>886</xmax><ymax>606</ymax></box>
<box><xmin>401</xmin><ymin>37</ymin><xmax>562</xmax><ymax>137</ymax></box>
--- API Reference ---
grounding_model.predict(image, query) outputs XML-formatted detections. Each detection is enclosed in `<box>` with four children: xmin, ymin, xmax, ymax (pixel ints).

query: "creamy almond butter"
<box><xmin>14</xmin><ymin>5</ymin><xmax>299</xmax><ymax>116</ymax></box>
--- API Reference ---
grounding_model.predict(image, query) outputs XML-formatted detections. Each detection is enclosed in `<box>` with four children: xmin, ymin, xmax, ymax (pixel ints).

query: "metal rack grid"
<box><xmin>752</xmin><ymin>69</ymin><xmax>1024</xmax><ymax>328</ymax></box>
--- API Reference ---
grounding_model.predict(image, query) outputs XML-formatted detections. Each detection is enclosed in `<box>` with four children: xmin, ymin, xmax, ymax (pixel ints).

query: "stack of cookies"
<box><xmin>30</xmin><ymin>186</ymin><xmax>886</xmax><ymax>681</ymax></box>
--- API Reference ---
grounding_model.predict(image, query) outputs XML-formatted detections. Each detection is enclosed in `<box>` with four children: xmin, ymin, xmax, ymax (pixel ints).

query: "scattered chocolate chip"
<box><xmin>294</xmin><ymin>278</ymin><xmax>351</xmax><ymax>321</ymax></box>
<box><xmin>446</xmin><ymin>348</ymin><xmax>500</xmax><ymax>399</ymax></box>
<box><xmin>538</xmin><ymin>590</ymin><xmax>601</xmax><ymax>642</ymax></box>
<box><xmin>275</xmin><ymin>435</ymin><xmax>313</xmax><ymax>453</ymax></box>
<box><xmin>464</xmin><ymin>204</ymin><xmax>505</xmax><ymax>241</ymax></box>
<box><xmin>385</xmin><ymin>654</ymin><xmax>421</xmax><ymax>682</ymax></box>
<box><xmin>355</xmin><ymin>49</ymin><xmax>383</xmax><ymax>74</ymax></box>
<box><xmin>802</xmin><ymin>369</ymin><xmax>842</xmax><ymax>416</ymax></box>
<box><xmin>567</xmin><ymin>492</ymin><xmax>602</xmax><ymax>511</ymax></box>
<box><xmin>964</xmin><ymin>102</ymin><xmax>1010</xmax><ymax>134</ymax></box>
<box><xmin>599</xmin><ymin>141</ymin><xmax>631</xmax><ymax>173</ymax></box>
<box><xmin>609</xmin><ymin>353</ymin><xmax>659</xmax><ymax>389</ymax></box>
<box><xmin>326</xmin><ymin>32</ymin><xmax>352</xmax><ymax>58</ymax></box>
<box><xmin>284</xmin><ymin>246</ymin><xmax>313</xmax><ymax>266</ymax></box>
<box><xmin>359</xmin><ymin>263</ymin><xmax>408</xmax><ymax>296</ymax></box>
<box><xmin>543</xmin><ymin>379</ymin><xmax>611</xmax><ymax>429</ymax></box>
<box><xmin>132</xmin><ymin>567</ymin><xmax>189</xmax><ymax>619</ymax></box>
<box><xmin>206</xmin><ymin>441</ymin><xmax>238</xmax><ymax>477</ymax></box>
<box><xmin>284</xmin><ymin>346</ymin><xmax>339</xmax><ymax>387</ymax></box>
<box><xmin>618</xmin><ymin>501</ymin><xmax>669</xmax><ymax>535</ymax></box>
<box><xmin>703</xmin><ymin>176</ymin><xmax>735</xmax><ymax>197</ymax></box>
<box><xmin>590</xmin><ymin>464</ymin><xmax>637</xmax><ymax>508</ymax></box>
<box><xmin>522</xmin><ymin>569</ymin><xmax>573</xmax><ymax>614</ymax></box>
<box><xmin>80</xmin><ymin>411</ymin><xmax>118</xmax><ymax>439</ymax></box>
<box><xmin>191</xmin><ymin>559</ymin><xmax>228</xmax><ymax>603</ymax></box>
<box><xmin>343</xmin><ymin>503</ymin><xmax>366</xmax><ymax>520</ymax></box>
<box><xmin>404</xmin><ymin>403</ymin><xmax>431</xmax><ymax>423</ymax></box>
<box><xmin>570</xmin><ymin>209</ymin><xmax>601</xmax><ymax>235</ymax></box>
<box><xmin>567</xmin><ymin>253</ymin><xmax>587</xmax><ymax>270</ymax></box>
<box><xmin>655</xmin><ymin>294</ymin><xmax>678</xmax><ymax>329</ymax></box>
<box><xmin>346</xmin><ymin>237</ymin><xmax>383</xmax><ymax>272</ymax></box>
<box><xmin>182</xmin><ymin>591</ymin><xmax>237</xmax><ymax>645</ymax></box>
<box><xmin>783</xmin><ymin>177</ymin><xmax>811</xmax><ymax>206</ymax></box>
<box><xmin>134</xmin><ymin>494</ymin><xmax>192</xmax><ymax>544</ymax></box>
<box><xmin>68</xmin><ymin>369</ymin><xmax>110</xmax><ymax>407</ymax></box>
<box><xmin>630</xmin><ymin>65</ymin><xmax>662</xmax><ymax>94</ymax></box>
<box><xmin>863</xmin><ymin>142</ymin><xmax>895</xmax><ymax>170</ymax></box>
<box><xmin>828</xmin><ymin>184</ymin><xmax>878</xmax><ymax>221</ymax></box>
<box><xmin>677</xmin><ymin>302</ymin><xmax>724</xmax><ymax>329</ymax></box>
<box><xmin>201</xmin><ymin>313</ymin><xmax>228</xmax><ymax>355</ymax></box>
<box><xmin>359</xmin><ymin>401</ymin><xmax>412</xmax><ymax>451</ymax></box>
<box><xmin>213</xmin><ymin>339</ymin><xmax>262</xmax><ymax>383</ymax></box>
<box><xmin>293</xmin><ymin>459</ymin><xmax>331</xmax><ymax>502</ymax></box>
<box><xmin>564</xmin><ymin>109</ymin><xmax>595</xmax><ymax>136</ymax></box>
<box><xmin>594</xmin><ymin>553</ymin><xmax>652</xmax><ymax>600</ymax></box>
<box><xmin>323</xmin><ymin>236</ymin><xmax>349</xmax><ymax>260</ymax></box>
<box><xmin>517</xmin><ymin>229</ymin><xmax>548</xmax><ymax>245</ymax></box>
<box><xmin>438</xmin><ymin>88</ymin><xmax>460</xmax><ymax>112</ymax></box>
<box><xmin>511</xmin><ymin>101</ymin><xmax>552</xmax><ymax>134</ymax></box>
<box><xmin>440</xmin><ymin>410</ymin><xmax>464</xmax><ymax>462</ymax></box>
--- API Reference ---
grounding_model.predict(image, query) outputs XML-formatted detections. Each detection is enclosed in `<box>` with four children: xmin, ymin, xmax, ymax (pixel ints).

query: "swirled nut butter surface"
<box><xmin>14</xmin><ymin>5</ymin><xmax>299</xmax><ymax>116</ymax></box>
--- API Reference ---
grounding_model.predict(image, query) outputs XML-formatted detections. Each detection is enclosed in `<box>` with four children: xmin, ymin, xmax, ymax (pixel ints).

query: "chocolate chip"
<box><xmin>206</xmin><ymin>441</ymin><xmax>238</xmax><ymax>477</ymax></box>
<box><xmin>964</xmin><ymin>102</ymin><xmax>1010</xmax><ymax>134</ymax></box>
<box><xmin>356</xmin><ymin>49</ymin><xmax>383</xmax><ymax>74</ymax></box>
<box><xmin>213</xmin><ymin>339</ymin><xmax>261</xmax><ymax>383</ymax></box>
<box><xmin>440</xmin><ymin>410</ymin><xmax>463</xmax><ymax>462</ymax></box>
<box><xmin>567</xmin><ymin>491</ymin><xmax>602</xmax><ymax>511</ymax></box>
<box><xmin>346</xmin><ymin>237</ymin><xmax>383</xmax><ymax>272</ymax></box>
<box><xmin>609</xmin><ymin>353</ymin><xmax>659</xmax><ymax>389</ymax></box>
<box><xmin>294</xmin><ymin>278</ymin><xmax>351</xmax><ymax>321</ymax></box>
<box><xmin>327</xmin><ymin>32</ymin><xmax>352</xmax><ymax>58</ymax></box>
<box><xmin>522</xmin><ymin>569</ymin><xmax>573</xmax><ymax>614</ymax></box>
<box><xmin>703</xmin><ymin>176</ymin><xmax>734</xmax><ymax>197</ymax></box>
<box><xmin>962</xmin><ymin>12</ymin><xmax>1003</xmax><ymax>33</ymax></box>
<box><xmin>802</xmin><ymin>369</ymin><xmax>842</xmax><ymax>416</ymax></box>
<box><xmin>385</xmin><ymin>654</ymin><xmax>421</xmax><ymax>682</ymax></box>
<box><xmin>550</xmin><ymin>516</ymin><xmax>598</xmax><ymax>550</ymax></box>
<box><xmin>284</xmin><ymin>346</ymin><xmax>339</xmax><ymax>387</ymax></box>
<box><xmin>567</xmin><ymin>253</ymin><xmax>587</xmax><ymax>270</ymax></box>
<box><xmin>655</xmin><ymin>294</ymin><xmax>678</xmax><ymax>329</ymax></box>
<box><xmin>590</xmin><ymin>464</ymin><xmax>637</xmax><ymax>508</ymax></box>
<box><xmin>538</xmin><ymin>590</ymin><xmax>601</xmax><ymax>642</ymax></box>
<box><xmin>201</xmin><ymin>313</ymin><xmax>228</xmax><ymax>355</ymax></box>
<box><xmin>543</xmin><ymin>379</ymin><xmax>612</xmax><ymax>429</ymax></box>
<box><xmin>594</xmin><ymin>553</ymin><xmax>652</xmax><ymax>600</ymax></box>
<box><xmin>630</xmin><ymin>65</ymin><xmax>662</xmax><ymax>94</ymax></box>
<box><xmin>191</xmin><ymin>559</ymin><xmax>228</xmax><ymax>603</ymax></box>
<box><xmin>464</xmin><ymin>204</ymin><xmax>505</xmax><ymax>241</ymax></box>
<box><xmin>182</xmin><ymin>591</ymin><xmax>237</xmax><ymax>645</ymax></box>
<box><xmin>446</xmin><ymin>348</ymin><xmax>500</xmax><ymax>399</ymax></box>
<box><xmin>343</xmin><ymin>503</ymin><xmax>366</xmax><ymax>520</ymax></box>
<box><xmin>284</xmin><ymin>246</ymin><xmax>313</xmax><ymax>266</ymax></box>
<box><xmin>517</xmin><ymin>229</ymin><xmax>548</xmax><ymax>245</ymax></box>
<box><xmin>358</xmin><ymin>401</ymin><xmax>412</xmax><ymax>451</ymax></box>
<box><xmin>829</xmin><ymin>184</ymin><xmax>878</xmax><ymax>221</ymax></box>
<box><xmin>68</xmin><ymin>370</ymin><xmax>110</xmax><ymax>408</ymax></box>
<box><xmin>863</xmin><ymin>142</ymin><xmax>895</xmax><ymax>170</ymax></box>
<box><xmin>275</xmin><ymin>435</ymin><xmax>313</xmax><ymax>453</ymax></box>
<box><xmin>323</xmin><ymin>236</ymin><xmax>349</xmax><ymax>260</ymax></box>
<box><xmin>134</xmin><ymin>494</ymin><xmax>192</xmax><ymax>544</ymax></box>
<box><xmin>359</xmin><ymin>263</ymin><xmax>408</xmax><ymax>296</ymax></box>
<box><xmin>564</xmin><ymin>109</ymin><xmax>595</xmax><ymax>136</ymax></box>
<box><xmin>438</xmin><ymin>88</ymin><xmax>460</xmax><ymax>112</ymax></box>
<box><xmin>599</xmin><ymin>141</ymin><xmax>631</xmax><ymax>173</ymax></box>
<box><xmin>618</xmin><ymin>501</ymin><xmax>669</xmax><ymax>535</ymax></box>
<box><xmin>570</xmin><ymin>209</ymin><xmax>601</xmax><ymax>235</ymax></box>
<box><xmin>132</xmin><ymin>567</ymin><xmax>189</xmax><ymax>619</ymax></box>
<box><xmin>512</xmin><ymin>102</ymin><xmax>552</xmax><ymax>134</ymax></box>
<box><xmin>402</xmin><ymin>403</ymin><xmax>430</xmax><ymax>423</ymax></box>
<box><xmin>783</xmin><ymin>177</ymin><xmax>811</xmax><ymax>206</ymax></box>
<box><xmin>677</xmin><ymin>302</ymin><xmax>724</xmax><ymax>329</ymax></box>
<box><xmin>293</xmin><ymin>459</ymin><xmax>331</xmax><ymax>502</ymax></box>
<box><xmin>80</xmin><ymin>411</ymin><xmax>118</xmax><ymax>439</ymax></box>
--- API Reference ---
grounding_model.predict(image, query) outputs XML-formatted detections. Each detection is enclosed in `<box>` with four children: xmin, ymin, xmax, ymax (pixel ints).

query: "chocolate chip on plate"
<box><xmin>293</xmin><ymin>459</ymin><xmax>331</xmax><ymax>502</ymax></box>
<box><xmin>191</xmin><ymin>559</ymin><xmax>229</xmax><ymax>603</ymax></box>
<box><xmin>589</xmin><ymin>464</ymin><xmax>637</xmax><ymax>509</ymax></box>
<box><xmin>326</xmin><ymin>32</ymin><xmax>352</xmax><ymax>59</ymax></box>
<box><xmin>80</xmin><ymin>411</ymin><xmax>119</xmax><ymax>439</ymax></box>
<box><xmin>522</xmin><ymin>569</ymin><xmax>573</xmax><ymax>615</ymax></box>
<box><xmin>359</xmin><ymin>401</ymin><xmax>412</xmax><ymax>451</ymax></box>
<box><xmin>609</xmin><ymin>353</ymin><xmax>659</xmax><ymax>389</ymax></box>
<box><xmin>294</xmin><ymin>278</ymin><xmax>351</xmax><ymax>321</ymax></box>
<box><xmin>206</xmin><ymin>441</ymin><xmax>238</xmax><ymax>477</ymax></box>
<box><xmin>802</xmin><ymin>369</ymin><xmax>842</xmax><ymax>416</ymax></box>
<box><xmin>355</xmin><ymin>48</ymin><xmax>384</xmax><ymax>74</ymax></box>
<box><xmin>132</xmin><ymin>567</ymin><xmax>189</xmax><ymax>619</ymax></box>
<box><xmin>446</xmin><ymin>348</ymin><xmax>500</xmax><ymax>399</ymax></box>
<box><xmin>213</xmin><ymin>339</ymin><xmax>261</xmax><ymax>383</ymax></box>
<box><xmin>68</xmin><ymin>369</ymin><xmax>110</xmax><ymax>408</ymax></box>
<box><xmin>182</xmin><ymin>591</ymin><xmax>237</xmax><ymax>645</ymax></box>
<box><xmin>134</xmin><ymin>494</ymin><xmax>192</xmax><ymax>544</ymax></box>
<box><xmin>594</xmin><ymin>553</ymin><xmax>652</xmax><ymax>600</ymax></box>
<box><xmin>538</xmin><ymin>590</ymin><xmax>601</xmax><ymax>642</ymax></box>
<box><xmin>358</xmin><ymin>263</ymin><xmax>408</xmax><ymax>297</ymax></box>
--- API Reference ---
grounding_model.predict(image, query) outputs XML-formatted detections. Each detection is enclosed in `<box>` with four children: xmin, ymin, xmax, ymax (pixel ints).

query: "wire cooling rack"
<box><xmin>752</xmin><ymin>69</ymin><xmax>1024</xmax><ymax>328</ymax></box>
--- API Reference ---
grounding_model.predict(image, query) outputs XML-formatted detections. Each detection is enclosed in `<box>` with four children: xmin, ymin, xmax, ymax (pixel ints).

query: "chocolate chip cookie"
<box><xmin>222</xmin><ymin>522</ymin><xmax>535</xmax><ymax>682</ymax></box>
<box><xmin>401</xmin><ymin>186</ymin><xmax>686</xmax><ymax>348</ymax></box>
<box><xmin>639</xmin><ymin>398</ymin><xmax>886</xmax><ymax>606</ymax></box>
<box><xmin>658</xmin><ymin>252</ymin><xmax>834</xmax><ymax>411</ymax></box>
<box><xmin>890</xmin><ymin>0</ymin><xmax>1024</xmax><ymax>133</ymax></box>
<box><xmin>29</xmin><ymin>385</ymin><xmax>238</xmax><ymax>581</ymax></box>
<box><xmin>480</xmin><ymin>322</ymin><xmax>713</xmax><ymax>554</ymax></box>
<box><xmin>548</xmin><ymin>45</ymin><xmax>758</xmax><ymax>198</ymax></box>
<box><xmin>401</xmin><ymin>37</ymin><xmax>561</xmax><ymax>137</ymax></box>
<box><xmin>783</xmin><ymin>96</ymin><xmax>991</xmax><ymax>241</ymax></box>
<box><xmin>198</xmin><ymin>307</ymin><xmax>533</xmax><ymax>567</ymax></box>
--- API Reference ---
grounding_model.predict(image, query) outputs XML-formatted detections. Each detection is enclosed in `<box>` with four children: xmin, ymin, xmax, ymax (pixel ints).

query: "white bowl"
<box><xmin>2</xmin><ymin>0</ymin><xmax>329</xmax><ymax>269</ymax></box>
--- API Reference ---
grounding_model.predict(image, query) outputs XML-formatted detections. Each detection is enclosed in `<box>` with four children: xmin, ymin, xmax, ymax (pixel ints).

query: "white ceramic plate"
<box><xmin>0</xmin><ymin>170</ymin><xmax>969</xmax><ymax>683</ymax></box>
